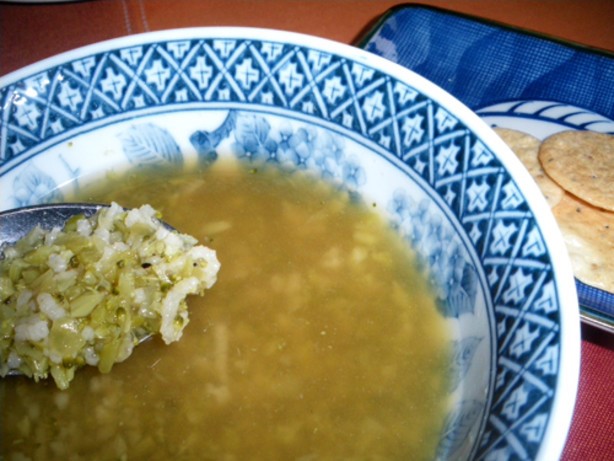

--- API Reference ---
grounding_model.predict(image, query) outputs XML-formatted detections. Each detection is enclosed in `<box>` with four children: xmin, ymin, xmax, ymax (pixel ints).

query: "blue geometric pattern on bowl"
<box><xmin>0</xmin><ymin>30</ymin><xmax>575</xmax><ymax>460</ymax></box>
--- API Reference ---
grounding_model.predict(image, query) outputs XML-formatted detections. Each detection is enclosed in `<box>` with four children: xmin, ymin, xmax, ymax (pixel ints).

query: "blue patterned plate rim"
<box><xmin>0</xmin><ymin>27</ymin><xmax>581</xmax><ymax>460</ymax></box>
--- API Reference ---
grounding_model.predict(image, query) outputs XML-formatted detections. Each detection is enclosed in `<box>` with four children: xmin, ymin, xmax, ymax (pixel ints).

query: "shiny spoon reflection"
<box><xmin>0</xmin><ymin>203</ymin><xmax>174</xmax><ymax>246</ymax></box>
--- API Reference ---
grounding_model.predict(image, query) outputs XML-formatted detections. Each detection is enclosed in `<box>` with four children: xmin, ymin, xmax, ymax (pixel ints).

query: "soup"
<box><xmin>1</xmin><ymin>160</ymin><xmax>451</xmax><ymax>460</ymax></box>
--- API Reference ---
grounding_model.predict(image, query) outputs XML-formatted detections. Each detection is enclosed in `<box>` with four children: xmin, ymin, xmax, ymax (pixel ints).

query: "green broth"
<box><xmin>1</xmin><ymin>161</ymin><xmax>450</xmax><ymax>460</ymax></box>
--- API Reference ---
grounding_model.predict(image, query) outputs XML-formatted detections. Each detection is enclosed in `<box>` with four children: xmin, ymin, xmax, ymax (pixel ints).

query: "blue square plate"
<box><xmin>357</xmin><ymin>4</ymin><xmax>614</xmax><ymax>332</ymax></box>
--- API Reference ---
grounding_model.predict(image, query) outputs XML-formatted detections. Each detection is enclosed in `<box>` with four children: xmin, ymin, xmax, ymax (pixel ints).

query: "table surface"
<box><xmin>1</xmin><ymin>1</ymin><xmax>613</xmax><ymax>459</ymax></box>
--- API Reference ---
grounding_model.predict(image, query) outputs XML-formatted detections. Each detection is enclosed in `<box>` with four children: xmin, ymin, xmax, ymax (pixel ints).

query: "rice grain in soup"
<box><xmin>1</xmin><ymin>160</ymin><xmax>451</xmax><ymax>460</ymax></box>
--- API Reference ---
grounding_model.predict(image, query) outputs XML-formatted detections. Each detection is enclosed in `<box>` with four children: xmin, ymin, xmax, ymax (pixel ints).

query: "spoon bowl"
<box><xmin>0</xmin><ymin>202</ymin><xmax>207</xmax><ymax>381</ymax></box>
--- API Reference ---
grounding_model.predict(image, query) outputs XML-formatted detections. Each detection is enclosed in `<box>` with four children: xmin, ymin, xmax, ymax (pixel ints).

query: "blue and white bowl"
<box><xmin>0</xmin><ymin>28</ymin><xmax>580</xmax><ymax>460</ymax></box>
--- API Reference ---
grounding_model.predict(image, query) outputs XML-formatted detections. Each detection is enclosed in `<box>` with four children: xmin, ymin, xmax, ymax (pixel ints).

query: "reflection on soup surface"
<box><xmin>1</xmin><ymin>160</ymin><xmax>450</xmax><ymax>460</ymax></box>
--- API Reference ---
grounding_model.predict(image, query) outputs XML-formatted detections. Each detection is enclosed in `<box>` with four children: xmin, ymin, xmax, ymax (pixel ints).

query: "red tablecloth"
<box><xmin>1</xmin><ymin>1</ymin><xmax>613</xmax><ymax>459</ymax></box>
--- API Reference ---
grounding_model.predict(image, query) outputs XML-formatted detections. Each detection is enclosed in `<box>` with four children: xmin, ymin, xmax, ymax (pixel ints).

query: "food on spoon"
<box><xmin>538</xmin><ymin>130</ymin><xmax>614</xmax><ymax>211</ymax></box>
<box><xmin>0</xmin><ymin>202</ymin><xmax>220</xmax><ymax>389</ymax></box>
<box><xmin>494</xmin><ymin>128</ymin><xmax>564</xmax><ymax>208</ymax></box>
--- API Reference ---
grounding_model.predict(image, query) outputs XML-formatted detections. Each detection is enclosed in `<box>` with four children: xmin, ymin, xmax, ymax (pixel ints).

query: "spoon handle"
<box><xmin>0</xmin><ymin>203</ymin><xmax>106</xmax><ymax>246</ymax></box>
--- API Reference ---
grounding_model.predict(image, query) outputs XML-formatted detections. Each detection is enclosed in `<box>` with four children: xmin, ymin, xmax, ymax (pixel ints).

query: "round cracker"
<box><xmin>552</xmin><ymin>192</ymin><xmax>614</xmax><ymax>292</ymax></box>
<box><xmin>494</xmin><ymin>128</ymin><xmax>564</xmax><ymax>208</ymax></box>
<box><xmin>539</xmin><ymin>131</ymin><xmax>614</xmax><ymax>211</ymax></box>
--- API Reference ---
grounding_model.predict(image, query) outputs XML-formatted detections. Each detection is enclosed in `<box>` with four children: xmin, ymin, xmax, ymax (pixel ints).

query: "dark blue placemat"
<box><xmin>357</xmin><ymin>4</ymin><xmax>614</xmax><ymax>117</ymax></box>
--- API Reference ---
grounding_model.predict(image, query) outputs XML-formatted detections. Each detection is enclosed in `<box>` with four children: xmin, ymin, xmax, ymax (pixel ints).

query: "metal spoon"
<box><xmin>0</xmin><ymin>203</ymin><xmax>110</xmax><ymax>246</ymax></box>
<box><xmin>0</xmin><ymin>203</ymin><xmax>174</xmax><ymax>247</ymax></box>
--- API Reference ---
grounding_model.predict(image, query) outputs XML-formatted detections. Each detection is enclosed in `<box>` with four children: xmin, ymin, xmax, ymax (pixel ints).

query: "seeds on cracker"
<box><xmin>495</xmin><ymin>128</ymin><xmax>614</xmax><ymax>292</ymax></box>
<box><xmin>552</xmin><ymin>192</ymin><xmax>614</xmax><ymax>292</ymax></box>
<box><xmin>494</xmin><ymin>128</ymin><xmax>564</xmax><ymax>208</ymax></box>
<box><xmin>539</xmin><ymin>131</ymin><xmax>614</xmax><ymax>211</ymax></box>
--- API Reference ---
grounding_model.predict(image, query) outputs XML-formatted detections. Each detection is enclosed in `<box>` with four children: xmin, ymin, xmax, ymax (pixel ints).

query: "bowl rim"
<box><xmin>0</xmin><ymin>26</ymin><xmax>581</xmax><ymax>460</ymax></box>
